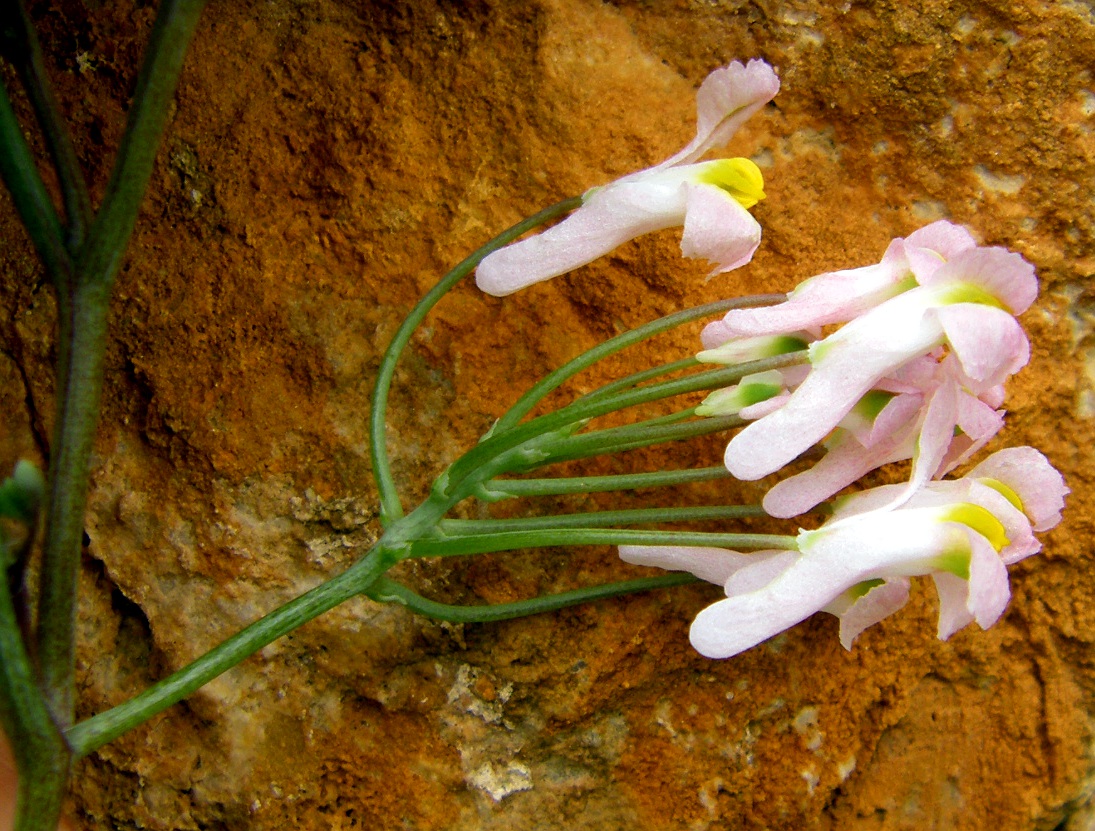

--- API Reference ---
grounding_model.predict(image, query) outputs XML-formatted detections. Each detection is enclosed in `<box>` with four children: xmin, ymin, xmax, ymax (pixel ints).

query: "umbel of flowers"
<box><xmin>625</xmin><ymin>221</ymin><xmax>1069</xmax><ymax>659</ymax></box>
<box><xmin>477</xmin><ymin>60</ymin><xmax>1067</xmax><ymax>661</ymax></box>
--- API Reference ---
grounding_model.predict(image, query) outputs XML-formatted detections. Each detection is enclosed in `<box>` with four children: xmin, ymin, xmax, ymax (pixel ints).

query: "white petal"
<box><xmin>833</xmin><ymin>579</ymin><xmax>911</xmax><ymax>649</ymax></box>
<box><xmin>618</xmin><ymin>545</ymin><xmax>756</xmax><ymax>586</ymax></box>
<box><xmin>680</xmin><ymin>184</ymin><xmax>762</xmax><ymax>274</ymax></box>
<box><xmin>475</xmin><ymin>173</ymin><xmax>690</xmax><ymax>296</ymax></box>
<box><xmin>659</xmin><ymin>59</ymin><xmax>780</xmax><ymax>168</ymax></box>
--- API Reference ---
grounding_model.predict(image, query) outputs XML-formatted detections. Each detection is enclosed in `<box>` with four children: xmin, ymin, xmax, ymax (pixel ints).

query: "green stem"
<box><xmin>535</xmin><ymin>412</ymin><xmax>743</xmax><ymax>467</ymax></box>
<box><xmin>367</xmin><ymin>573</ymin><xmax>699</xmax><ymax>624</ymax></box>
<box><xmin>440</xmin><ymin>504</ymin><xmax>766</xmax><ymax>534</ymax></box>
<box><xmin>0</xmin><ymin>78</ymin><xmax>71</xmax><ymax>284</ymax></box>
<box><xmin>477</xmin><ymin>465</ymin><xmax>733</xmax><ymax>500</ymax></box>
<box><xmin>1</xmin><ymin>0</ymin><xmax>93</xmax><ymax>246</ymax></box>
<box><xmin>573</xmin><ymin>357</ymin><xmax>698</xmax><ymax>407</ymax></box>
<box><xmin>442</xmin><ymin>352</ymin><xmax>806</xmax><ymax>503</ymax></box>
<box><xmin>492</xmin><ymin>294</ymin><xmax>785</xmax><ymax>434</ymax></box>
<box><xmin>76</xmin><ymin>0</ymin><xmax>207</xmax><ymax>287</ymax></box>
<box><xmin>369</xmin><ymin>196</ymin><xmax>583</xmax><ymax>528</ymax></box>
<box><xmin>0</xmin><ymin>566</ymin><xmax>69</xmax><ymax>831</ymax></box>
<box><xmin>36</xmin><ymin>280</ymin><xmax>110</xmax><ymax>726</ymax></box>
<box><xmin>411</xmin><ymin>529</ymin><xmax>796</xmax><ymax>557</ymax></box>
<box><xmin>65</xmin><ymin>544</ymin><xmax>395</xmax><ymax>758</ymax></box>
<box><xmin>36</xmin><ymin>0</ymin><xmax>208</xmax><ymax>729</ymax></box>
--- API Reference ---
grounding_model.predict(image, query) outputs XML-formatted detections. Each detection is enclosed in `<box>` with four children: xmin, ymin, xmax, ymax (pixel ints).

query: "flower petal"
<box><xmin>903</xmin><ymin>220</ymin><xmax>977</xmax><ymax>282</ymax></box>
<box><xmin>932</xmin><ymin>571</ymin><xmax>975</xmax><ymax>639</ymax></box>
<box><xmin>967</xmin><ymin>447</ymin><xmax>1069</xmax><ymax>532</ymax></box>
<box><xmin>936</xmin><ymin>304</ymin><xmax>1030</xmax><ymax>385</ymax></box>
<box><xmin>830</xmin><ymin>579</ymin><xmax>911</xmax><ymax>649</ymax></box>
<box><xmin>660</xmin><ymin>59</ymin><xmax>781</xmax><ymax>168</ymax></box>
<box><xmin>714</xmin><ymin>245</ymin><xmax>911</xmax><ymax>337</ymax></box>
<box><xmin>619</xmin><ymin>545</ymin><xmax>757</xmax><ymax>586</ymax></box>
<box><xmin>474</xmin><ymin>174</ymin><xmax>691</xmax><ymax>296</ymax></box>
<box><xmin>680</xmin><ymin>183</ymin><xmax>762</xmax><ymax>274</ymax></box>
<box><xmin>919</xmin><ymin>246</ymin><xmax>1038</xmax><ymax>315</ymax></box>
<box><xmin>761</xmin><ymin>427</ymin><xmax>913</xmax><ymax>518</ymax></box>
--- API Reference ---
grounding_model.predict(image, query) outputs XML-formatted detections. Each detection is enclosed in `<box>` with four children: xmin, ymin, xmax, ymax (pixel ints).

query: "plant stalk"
<box><xmin>65</xmin><ymin>543</ymin><xmax>394</xmax><ymax>758</ymax></box>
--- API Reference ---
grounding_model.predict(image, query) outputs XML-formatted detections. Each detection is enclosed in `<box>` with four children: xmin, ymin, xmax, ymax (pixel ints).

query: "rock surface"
<box><xmin>1</xmin><ymin>0</ymin><xmax>1094</xmax><ymax>828</ymax></box>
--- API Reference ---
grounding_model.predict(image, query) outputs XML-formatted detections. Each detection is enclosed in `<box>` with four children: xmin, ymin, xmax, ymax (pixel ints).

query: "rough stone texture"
<box><xmin>1</xmin><ymin>0</ymin><xmax>1094</xmax><ymax>828</ymax></box>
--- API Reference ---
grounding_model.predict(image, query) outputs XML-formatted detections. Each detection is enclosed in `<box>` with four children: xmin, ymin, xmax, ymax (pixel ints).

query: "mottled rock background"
<box><xmin>1</xmin><ymin>0</ymin><xmax>1094</xmax><ymax>828</ymax></box>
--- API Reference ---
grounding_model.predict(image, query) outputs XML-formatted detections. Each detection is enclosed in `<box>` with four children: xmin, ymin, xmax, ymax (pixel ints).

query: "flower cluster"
<box><xmin>700</xmin><ymin>220</ymin><xmax>1035</xmax><ymax>518</ymax></box>
<box><xmin>622</xmin><ymin>447</ymin><xmax>1066</xmax><ymax>659</ymax></box>
<box><xmin>474</xmin><ymin>57</ymin><xmax>1067</xmax><ymax>661</ymax></box>
<box><xmin>476</xmin><ymin>59</ymin><xmax>780</xmax><ymax>296</ymax></box>
<box><xmin>624</xmin><ymin>225</ymin><xmax>1068</xmax><ymax>658</ymax></box>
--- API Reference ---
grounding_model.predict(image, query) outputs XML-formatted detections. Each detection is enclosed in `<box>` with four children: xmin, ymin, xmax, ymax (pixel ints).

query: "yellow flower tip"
<box><xmin>977</xmin><ymin>477</ymin><xmax>1025</xmax><ymax>514</ymax></box>
<box><xmin>941</xmin><ymin>503</ymin><xmax>1010</xmax><ymax>552</ymax></box>
<box><xmin>699</xmin><ymin>157</ymin><xmax>766</xmax><ymax>209</ymax></box>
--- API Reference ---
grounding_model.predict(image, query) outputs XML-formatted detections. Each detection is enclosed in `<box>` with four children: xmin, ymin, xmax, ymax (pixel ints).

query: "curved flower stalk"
<box><xmin>475</xmin><ymin>59</ymin><xmax>781</xmax><ymax>296</ymax></box>
<box><xmin>698</xmin><ymin>221</ymin><xmax>1037</xmax><ymax>516</ymax></box>
<box><xmin>620</xmin><ymin>448</ymin><xmax>1068</xmax><ymax>660</ymax></box>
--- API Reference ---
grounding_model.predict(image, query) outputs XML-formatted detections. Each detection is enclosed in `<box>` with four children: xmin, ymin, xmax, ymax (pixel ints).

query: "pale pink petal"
<box><xmin>903</xmin><ymin>221</ymin><xmax>977</xmax><ymax>282</ymax></box>
<box><xmin>831</xmin><ymin>579</ymin><xmax>911</xmax><ymax>649</ymax></box>
<box><xmin>965</xmin><ymin>531</ymin><xmax>1012</xmax><ymax>628</ymax></box>
<box><xmin>700</xmin><ymin>319</ymin><xmax>737</xmax><ymax>350</ymax></box>
<box><xmin>919</xmin><ymin>246</ymin><xmax>1038</xmax><ymax>315</ymax></box>
<box><xmin>828</xmin><ymin>482</ymin><xmax>908</xmax><ymax>519</ymax></box>
<box><xmin>936</xmin><ymin>304</ymin><xmax>1030</xmax><ymax>386</ymax></box>
<box><xmin>475</xmin><ymin>174</ymin><xmax>691</xmax><ymax>295</ymax></box>
<box><xmin>932</xmin><ymin>571</ymin><xmax>975</xmax><ymax>639</ymax></box>
<box><xmin>903</xmin><ymin>377</ymin><xmax>960</xmax><ymax>497</ymax></box>
<box><xmin>762</xmin><ymin>426</ymin><xmax>914</xmax><ymax>518</ymax></box>
<box><xmin>967</xmin><ymin>447</ymin><xmax>1069</xmax><ymax>532</ymax></box>
<box><xmin>680</xmin><ymin>183</ymin><xmax>762</xmax><ymax>274</ymax></box>
<box><xmin>689</xmin><ymin>570</ymin><xmax>840</xmax><ymax>659</ymax></box>
<box><xmin>955</xmin><ymin>393</ymin><xmax>1005</xmax><ymax>442</ymax></box>
<box><xmin>618</xmin><ymin>545</ymin><xmax>757</xmax><ymax>586</ymax></box>
<box><xmin>857</xmin><ymin>392</ymin><xmax>923</xmax><ymax>447</ymax></box>
<box><xmin>930</xmin><ymin>528</ymin><xmax>1010</xmax><ymax>636</ymax></box>
<box><xmin>659</xmin><ymin>59</ymin><xmax>781</xmax><ymax>168</ymax></box>
<box><xmin>936</xmin><ymin>395</ymin><xmax>1004</xmax><ymax>475</ymax></box>
<box><xmin>714</xmin><ymin>244</ymin><xmax>910</xmax><ymax>337</ymax></box>
<box><xmin>723</xmin><ymin>550</ymin><xmax>799</xmax><ymax>595</ymax></box>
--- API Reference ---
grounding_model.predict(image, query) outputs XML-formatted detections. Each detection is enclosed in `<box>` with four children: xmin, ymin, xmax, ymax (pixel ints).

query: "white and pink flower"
<box><xmin>620</xmin><ymin>448</ymin><xmax>1068</xmax><ymax>660</ymax></box>
<box><xmin>475</xmin><ymin>59</ymin><xmax>780</xmax><ymax>296</ymax></box>
<box><xmin>698</xmin><ymin>221</ymin><xmax>1037</xmax><ymax>516</ymax></box>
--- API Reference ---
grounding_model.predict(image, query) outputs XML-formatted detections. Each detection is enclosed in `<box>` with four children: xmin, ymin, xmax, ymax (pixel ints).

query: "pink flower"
<box><xmin>619</xmin><ymin>448</ymin><xmax>1067</xmax><ymax>659</ymax></box>
<box><xmin>475</xmin><ymin>59</ymin><xmax>780</xmax><ymax>296</ymax></box>
<box><xmin>760</xmin><ymin>353</ymin><xmax>1008</xmax><ymax>517</ymax></box>
<box><xmin>698</xmin><ymin>223</ymin><xmax>1037</xmax><ymax>514</ymax></box>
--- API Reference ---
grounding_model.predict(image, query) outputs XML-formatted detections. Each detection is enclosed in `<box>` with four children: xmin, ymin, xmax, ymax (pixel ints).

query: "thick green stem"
<box><xmin>65</xmin><ymin>544</ymin><xmax>395</xmax><ymax>758</ymax></box>
<box><xmin>36</xmin><ymin>281</ymin><xmax>110</xmax><ymax>726</ymax></box>
<box><xmin>0</xmin><ymin>567</ymin><xmax>69</xmax><ymax>831</ymax></box>
<box><xmin>33</xmin><ymin>0</ymin><xmax>208</xmax><ymax>731</ymax></box>
<box><xmin>411</xmin><ymin>529</ymin><xmax>796</xmax><ymax>557</ymax></box>
<box><xmin>478</xmin><ymin>466</ymin><xmax>733</xmax><ymax>499</ymax></box>
<box><xmin>368</xmin><ymin>572</ymin><xmax>699</xmax><ymax>624</ymax></box>
<box><xmin>369</xmin><ymin>196</ymin><xmax>583</xmax><ymax>528</ymax></box>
